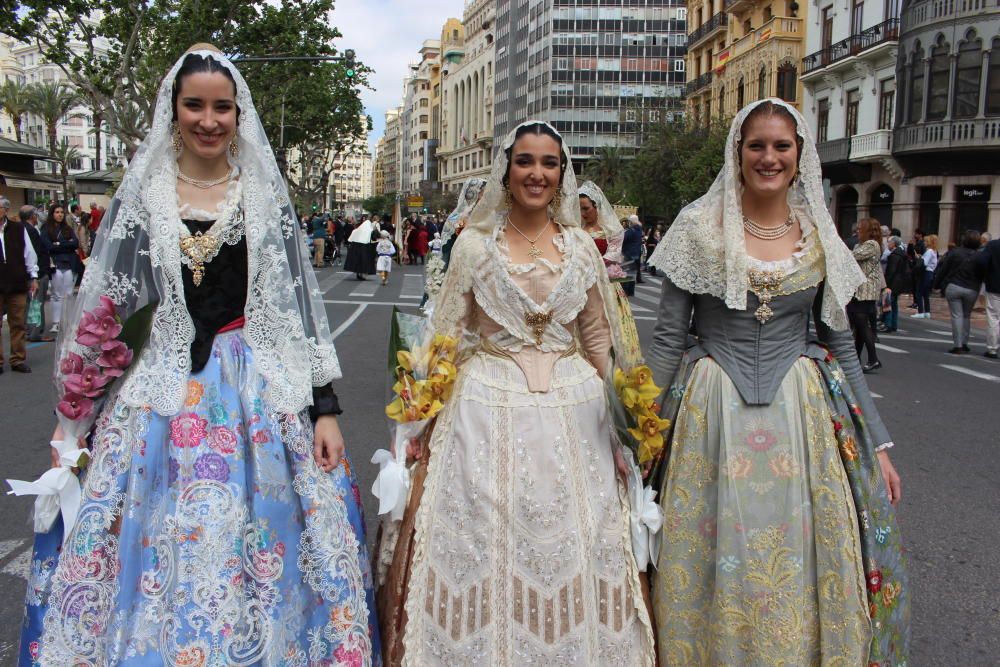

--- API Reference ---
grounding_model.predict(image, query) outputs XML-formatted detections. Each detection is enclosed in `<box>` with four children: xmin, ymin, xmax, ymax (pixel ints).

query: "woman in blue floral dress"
<box><xmin>13</xmin><ymin>45</ymin><xmax>380</xmax><ymax>666</ymax></box>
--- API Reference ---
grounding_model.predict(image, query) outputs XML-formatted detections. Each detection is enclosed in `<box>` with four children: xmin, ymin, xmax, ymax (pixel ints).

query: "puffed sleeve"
<box><xmin>645</xmin><ymin>275</ymin><xmax>695</xmax><ymax>393</ymax></box>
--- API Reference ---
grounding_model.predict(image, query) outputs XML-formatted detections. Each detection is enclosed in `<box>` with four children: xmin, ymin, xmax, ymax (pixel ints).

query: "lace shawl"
<box><xmin>53</xmin><ymin>49</ymin><xmax>340</xmax><ymax>431</ymax></box>
<box><xmin>647</xmin><ymin>99</ymin><xmax>862</xmax><ymax>331</ymax></box>
<box><xmin>441</xmin><ymin>177</ymin><xmax>487</xmax><ymax>244</ymax></box>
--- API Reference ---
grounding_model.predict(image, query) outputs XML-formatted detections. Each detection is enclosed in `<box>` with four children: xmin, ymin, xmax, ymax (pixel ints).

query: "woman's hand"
<box><xmin>877</xmin><ymin>450</ymin><xmax>902</xmax><ymax>505</ymax></box>
<box><xmin>50</xmin><ymin>423</ymin><xmax>87</xmax><ymax>469</ymax></box>
<box><xmin>613</xmin><ymin>447</ymin><xmax>630</xmax><ymax>484</ymax></box>
<box><xmin>313</xmin><ymin>415</ymin><xmax>345</xmax><ymax>473</ymax></box>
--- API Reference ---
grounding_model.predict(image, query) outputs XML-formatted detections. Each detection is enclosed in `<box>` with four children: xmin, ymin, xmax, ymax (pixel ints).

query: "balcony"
<box><xmin>902</xmin><ymin>0</ymin><xmax>994</xmax><ymax>34</ymax></box>
<box><xmin>801</xmin><ymin>18</ymin><xmax>900</xmax><ymax>79</ymax></box>
<box><xmin>685</xmin><ymin>71</ymin><xmax>713</xmax><ymax>96</ymax></box>
<box><xmin>688</xmin><ymin>12</ymin><xmax>728</xmax><ymax>47</ymax></box>
<box><xmin>725</xmin><ymin>0</ymin><xmax>753</xmax><ymax>14</ymax></box>
<box><xmin>714</xmin><ymin>17</ymin><xmax>802</xmax><ymax>70</ymax></box>
<box><xmin>894</xmin><ymin>118</ymin><xmax>1000</xmax><ymax>153</ymax></box>
<box><xmin>475</xmin><ymin>130</ymin><xmax>493</xmax><ymax>146</ymax></box>
<box><xmin>850</xmin><ymin>129</ymin><xmax>893</xmax><ymax>162</ymax></box>
<box><xmin>817</xmin><ymin>137</ymin><xmax>851</xmax><ymax>165</ymax></box>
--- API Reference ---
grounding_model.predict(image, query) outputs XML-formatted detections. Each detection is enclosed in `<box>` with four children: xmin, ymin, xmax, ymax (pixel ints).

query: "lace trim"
<box><xmin>497</xmin><ymin>225</ymin><xmax>566</xmax><ymax>274</ymax></box>
<box><xmin>747</xmin><ymin>220</ymin><xmax>817</xmax><ymax>274</ymax></box>
<box><xmin>176</xmin><ymin>171</ymin><xmax>242</xmax><ymax>221</ymax></box>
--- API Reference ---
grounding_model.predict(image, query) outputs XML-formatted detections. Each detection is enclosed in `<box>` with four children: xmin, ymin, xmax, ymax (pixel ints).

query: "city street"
<box><xmin>0</xmin><ymin>264</ymin><xmax>997</xmax><ymax>664</ymax></box>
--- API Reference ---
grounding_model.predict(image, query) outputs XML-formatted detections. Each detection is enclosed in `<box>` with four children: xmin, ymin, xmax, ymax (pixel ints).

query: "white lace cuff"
<box><xmin>875</xmin><ymin>441</ymin><xmax>894</xmax><ymax>452</ymax></box>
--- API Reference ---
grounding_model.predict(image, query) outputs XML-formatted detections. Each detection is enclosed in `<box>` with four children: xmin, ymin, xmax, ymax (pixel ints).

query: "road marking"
<box><xmin>0</xmin><ymin>539</ymin><xmax>24</xmax><ymax>562</ymax></box>
<box><xmin>880</xmin><ymin>335</ymin><xmax>963</xmax><ymax>345</ymax></box>
<box><xmin>634</xmin><ymin>315</ymin><xmax>657</xmax><ymax>321</ymax></box>
<box><xmin>871</xmin><ymin>392</ymin><xmax>883</xmax><ymax>398</ymax></box>
<box><xmin>400</xmin><ymin>274</ymin><xmax>425</xmax><ymax>300</ymax></box>
<box><xmin>348</xmin><ymin>280</ymin><xmax>379</xmax><ymax>298</ymax></box>
<box><xmin>1</xmin><ymin>547</ymin><xmax>31</xmax><ymax>579</ymax></box>
<box><xmin>318</xmin><ymin>271</ymin><xmax>350</xmax><ymax>294</ymax></box>
<box><xmin>629</xmin><ymin>303</ymin><xmax>652</xmax><ymax>313</ymax></box>
<box><xmin>630</xmin><ymin>291</ymin><xmax>661</xmax><ymax>306</ymax></box>
<box><xmin>324</xmin><ymin>299</ymin><xmax>417</xmax><ymax>307</ymax></box>
<box><xmin>875</xmin><ymin>343</ymin><xmax>909</xmax><ymax>354</ymax></box>
<box><xmin>939</xmin><ymin>364</ymin><xmax>1000</xmax><ymax>382</ymax></box>
<box><xmin>331</xmin><ymin>304</ymin><xmax>368</xmax><ymax>340</ymax></box>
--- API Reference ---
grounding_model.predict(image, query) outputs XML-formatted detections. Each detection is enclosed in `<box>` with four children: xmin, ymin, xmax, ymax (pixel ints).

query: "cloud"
<box><xmin>334</xmin><ymin>0</ymin><xmax>467</xmax><ymax>152</ymax></box>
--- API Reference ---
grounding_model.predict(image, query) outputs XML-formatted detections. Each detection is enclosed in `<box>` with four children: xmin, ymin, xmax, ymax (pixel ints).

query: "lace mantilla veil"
<box><xmin>54</xmin><ymin>48</ymin><xmax>340</xmax><ymax>437</ymax></box>
<box><xmin>441</xmin><ymin>177</ymin><xmax>486</xmax><ymax>244</ymax></box>
<box><xmin>578</xmin><ymin>180</ymin><xmax>624</xmax><ymax>240</ymax></box>
<box><xmin>647</xmin><ymin>98</ymin><xmax>863</xmax><ymax>330</ymax></box>
<box><xmin>434</xmin><ymin>120</ymin><xmax>643</xmax><ymax>370</ymax></box>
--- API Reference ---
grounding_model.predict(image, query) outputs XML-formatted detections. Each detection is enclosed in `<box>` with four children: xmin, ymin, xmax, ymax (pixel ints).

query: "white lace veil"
<box><xmin>441</xmin><ymin>177</ymin><xmax>486</xmax><ymax>243</ymax></box>
<box><xmin>647</xmin><ymin>98</ymin><xmax>862</xmax><ymax>330</ymax></box>
<box><xmin>577</xmin><ymin>180</ymin><xmax>624</xmax><ymax>239</ymax></box>
<box><xmin>54</xmin><ymin>48</ymin><xmax>340</xmax><ymax>431</ymax></box>
<box><xmin>435</xmin><ymin>120</ymin><xmax>643</xmax><ymax>370</ymax></box>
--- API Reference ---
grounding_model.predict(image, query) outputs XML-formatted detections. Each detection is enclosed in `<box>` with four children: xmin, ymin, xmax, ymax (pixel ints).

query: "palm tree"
<box><xmin>52</xmin><ymin>137</ymin><xmax>81</xmax><ymax>202</ymax></box>
<box><xmin>583</xmin><ymin>147</ymin><xmax>629</xmax><ymax>202</ymax></box>
<box><xmin>26</xmin><ymin>82</ymin><xmax>81</xmax><ymax>174</ymax></box>
<box><xmin>0</xmin><ymin>79</ymin><xmax>30</xmax><ymax>144</ymax></box>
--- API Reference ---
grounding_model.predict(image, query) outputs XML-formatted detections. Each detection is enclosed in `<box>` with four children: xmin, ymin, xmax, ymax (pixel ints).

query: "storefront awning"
<box><xmin>0</xmin><ymin>171</ymin><xmax>62</xmax><ymax>190</ymax></box>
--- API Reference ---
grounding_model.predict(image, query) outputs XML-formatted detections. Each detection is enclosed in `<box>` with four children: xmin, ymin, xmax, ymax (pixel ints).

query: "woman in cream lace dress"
<box><xmin>384</xmin><ymin>121</ymin><xmax>654</xmax><ymax>666</ymax></box>
<box><xmin>646</xmin><ymin>100</ymin><xmax>909</xmax><ymax>666</ymax></box>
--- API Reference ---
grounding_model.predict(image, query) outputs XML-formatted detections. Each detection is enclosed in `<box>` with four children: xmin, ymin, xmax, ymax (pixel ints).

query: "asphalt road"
<box><xmin>0</xmin><ymin>263</ymin><xmax>997</xmax><ymax>665</ymax></box>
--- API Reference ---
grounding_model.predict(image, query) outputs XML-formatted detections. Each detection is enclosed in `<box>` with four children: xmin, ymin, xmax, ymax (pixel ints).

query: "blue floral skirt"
<box><xmin>20</xmin><ymin>330</ymin><xmax>382</xmax><ymax>666</ymax></box>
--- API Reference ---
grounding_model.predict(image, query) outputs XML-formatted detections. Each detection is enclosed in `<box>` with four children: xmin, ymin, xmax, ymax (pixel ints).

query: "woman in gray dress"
<box><xmin>646</xmin><ymin>99</ymin><xmax>909</xmax><ymax>666</ymax></box>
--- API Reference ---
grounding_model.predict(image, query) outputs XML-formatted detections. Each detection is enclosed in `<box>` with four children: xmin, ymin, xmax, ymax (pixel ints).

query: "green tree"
<box><xmin>25</xmin><ymin>82</ymin><xmax>80</xmax><ymax>175</ymax></box>
<box><xmin>583</xmin><ymin>147</ymin><xmax>629</xmax><ymax>202</ymax></box>
<box><xmin>52</xmin><ymin>137</ymin><xmax>82</xmax><ymax>201</ymax></box>
<box><xmin>0</xmin><ymin>79</ymin><xmax>30</xmax><ymax>143</ymax></box>
<box><xmin>363</xmin><ymin>193</ymin><xmax>392</xmax><ymax>216</ymax></box>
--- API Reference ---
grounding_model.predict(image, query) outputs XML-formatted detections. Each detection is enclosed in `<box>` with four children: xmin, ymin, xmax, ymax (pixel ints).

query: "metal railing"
<box><xmin>715</xmin><ymin>17</ymin><xmax>802</xmax><ymax>68</ymax></box>
<box><xmin>817</xmin><ymin>137</ymin><xmax>851</xmax><ymax>163</ymax></box>
<box><xmin>802</xmin><ymin>18</ymin><xmax>900</xmax><ymax>75</ymax></box>
<box><xmin>902</xmin><ymin>0</ymin><xmax>997</xmax><ymax>33</ymax></box>
<box><xmin>685</xmin><ymin>71</ymin><xmax>713</xmax><ymax>96</ymax></box>
<box><xmin>689</xmin><ymin>12</ymin><xmax>728</xmax><ymax>45</ymax></box>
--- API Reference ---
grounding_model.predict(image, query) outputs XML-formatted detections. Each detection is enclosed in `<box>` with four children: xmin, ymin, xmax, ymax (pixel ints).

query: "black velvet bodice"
<box><xmin>181</xmin><ymin>219</ymin><xmax>340</xmax><ymax>417</ymax></box>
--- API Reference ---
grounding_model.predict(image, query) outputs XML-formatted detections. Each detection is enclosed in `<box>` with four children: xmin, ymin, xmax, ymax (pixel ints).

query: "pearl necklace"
<box><xmin>506</xmin><ymin>217</ymin><xmax>551</xmax><ymax>259</ymax></box>
<box><xmin>743</xmin><ymin>210</ymin><xmax>795</xmax><ymax>241</ymax></box>
<box><xmin>177</xmin><ymin>168</ymin><xmax>234</xmax><ymax>190</ymax></box>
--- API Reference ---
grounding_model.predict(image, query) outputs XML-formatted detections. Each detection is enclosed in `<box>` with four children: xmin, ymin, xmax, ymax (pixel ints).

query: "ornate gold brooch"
<box><xmin>525</xmin><ymin>311</ymin><xmax>553</xmax><ymax>345</ymax></box>
<box><xmin>179</xmin><ymin>231</ymin><xmax>220</xmax><ymax>287</ymax></box>
<box><xmin>748</xmin><ymin>268</ymin><xmax>784</xmax><ymax>324</ymax></box>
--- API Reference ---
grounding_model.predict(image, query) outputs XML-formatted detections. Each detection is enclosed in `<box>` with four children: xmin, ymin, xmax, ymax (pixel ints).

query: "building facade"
<box><xmin>400</xmin><ymin>40</ymin><xmax>442</xmax><ymax>196</ymax></box>
<box><xmin>800</xmin><ymin>0</ymin><xmax>901</xmax><ymax>236</ymax></box>
<box><xmin>889</xmin><ymin>0</ymin><xmax>1000</xmax><ymax>241</ymax></box>
<box><xmin>685</xmin><ymin>0</ymin><xmax>806</xmax><ymax>124</ymax></box>
<box><xmin>382</xmin><ymin>107</ymin><xmax>402</xmax><ymax>194</ymax></box>
<box><xmin>438</xmin><ymin>0</ymin><xmax>496</xmax><ymax>193</ymax></box>
<box><xmin>494</xmin><ymin>0</ymin><xmax>688</xmax><ymax>171</ymax></box>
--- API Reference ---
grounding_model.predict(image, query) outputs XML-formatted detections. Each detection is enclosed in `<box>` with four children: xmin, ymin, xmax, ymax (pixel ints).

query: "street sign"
<box><xmin>406</xmin><ymin>196</ymin><xmax>424</xmax><ymax>208</ymax></box>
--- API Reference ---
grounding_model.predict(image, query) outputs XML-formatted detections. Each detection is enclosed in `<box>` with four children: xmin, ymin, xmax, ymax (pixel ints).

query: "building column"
<box><xmin>939</xmin><ymin>183</ymin><xmax>956</xmax><ymax>246</ymax></box>
<box><xmin>894</xmin><ymin>181</ymin><xmax>919</xmax><ymax>240</ymax></box>
<box><xmin>989</xmin><ymin>176</ymin><xmax>1000</xmax><ymax>238</ymax></box>
<box><xmin>978</xmin><ymin>49</ymin><xmax>991</xmax><ymax>119</ymax></box>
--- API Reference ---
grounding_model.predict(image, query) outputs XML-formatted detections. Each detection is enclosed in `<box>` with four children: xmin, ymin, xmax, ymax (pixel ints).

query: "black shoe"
<box><xmin>985</xmin><ymin>351</ymin><xmax>998</xmax><ymax>359</ymax></box>
<box><xmin>962</xmin><ymin>344</ymin><xmax>971</xmax><ymax>352</ymax></box>
<box><xmin>883</xmin><ymin>328</ymin><xmax>897</xmax><ymax>333</ymax></box>
<box><xmin>10</xmin><ymin>363</ymin><xmax>31</xmax><ymax>373</ymax></box>
<box><xmin>947</xmin><ymin>347</ymin><xmax>967</xmax><ymax>354</ymax></box>
<box><xmin>0</xmin><ymin>366</ymin><xmax>4</xmax><ymax>374</ymax></box>
<box><xmin>862</xmin><ymin>360</ymin><xmax>882</xmax><ymax>373</ymax></box>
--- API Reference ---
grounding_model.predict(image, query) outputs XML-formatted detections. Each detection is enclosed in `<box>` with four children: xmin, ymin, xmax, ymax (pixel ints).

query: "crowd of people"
<box><xmin>0</xmin><ymin>198</ymin><xmax>105</xmax><ymax>374</ymax></box>
<box><xmin>25</xmin><ymin>42</ymin><xmax>1000</xmax><ymax>666</ymax></box>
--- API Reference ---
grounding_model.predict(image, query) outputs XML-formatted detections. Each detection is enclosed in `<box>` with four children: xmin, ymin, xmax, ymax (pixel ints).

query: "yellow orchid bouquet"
<box><xmin>373</xmin><ymin>309</ymin><xmax>461</xmax><ymax>522</ymax></box>
<box><xmin>612</xmin><ymin>365</ymin><xmax>671</xmax><ymax>467</ymax></box>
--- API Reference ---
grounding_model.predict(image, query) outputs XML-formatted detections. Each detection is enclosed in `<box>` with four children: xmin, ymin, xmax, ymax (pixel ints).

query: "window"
<box><xmin>674</xmin><ymin>60</ymin><xmax>685</xmax><ymax>72</ymax></box>
<box><xmin>846</xmin><ymin>89</ymin><xmax>860</xmax><ymax>136</ymax></box>
<box><xmin>884</xmin><ymin>0</ymin><xmax>900</xmax><ymax>17</ymax></box>
<box><xmin>927</xmin><ymin>37</ymin><xmax>950</xmax><ymax>120</ymax></box>
<box><xmin>878</xmin><ymin>78</ymin><xmax>895</xmax><ymax>129</ymax></box>
<box><xmin>851</xmin><ymin>0</ymin><xmax>864</xmax><ymax>38</ymax></box>
<box><xmin>719</xmin><ymin>86</ymin><xmax>726</xmax><ymax>117</ymax></box>
<box><xmin>953</xmin><ymin>32</ymin><xmax>982</xmax><ymax>119</ymax></box>
<box><xmin>906</xmin><ymin>44</ymin><xmax>925</xmax><ymax>123</ymax></box>
<box><xmin>817</xmin><ymin>98</ymin><xmax>830</xmax><ymax>142</ymax></box>
<box><xmin>764</xmin><ymin>5</ymin><xmax>773</xmax><ymax>21</ymax></box>
<box><xmin>758</xmin><ymin>66</ymin><xmax>767</xmax><ymax>99</ymax></box>
<box><xmin>743</xmin><ymin>19</ymin><xmax>752</xmax><ymax>35</ymax></box>
<box><xmin>989</xmin><ymin>38</ymin><xmax>1000</xmax><ymax>115</ymax></box>
<box><xmin>776</xmin><ymin>63</ymin><xmax>797</xmax><ymax>102</ymax></box>
<box><xmin>821</xmin><ymin>7</ymin><xmax>833</xmax><ymax>49</ymax></box>
<box><xmin>737</xmin><ymin>77</ymin><xmax>745</xmax><ymax>108</ymax></box>
<box><xmin>650</xmin><ymin>110</ymin><xmax>660</xmax><ymax>123</ymax></box>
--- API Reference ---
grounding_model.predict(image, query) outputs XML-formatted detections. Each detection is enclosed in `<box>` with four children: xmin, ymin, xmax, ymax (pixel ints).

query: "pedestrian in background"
<box><xmin>913</xmin><ymin>233</ymin><xmax>938</xmax><ymax>318</ymax></box>
<box><xmin>40</xmin><ymin>202</ymin><xmax>79</xmax><ymax>335</ymax></box>
<box><xmin>882</xmin><ymin>235</ymin><xmax>910</xmax><ymax>333</ymax></box>
<box><xmin>311</xmin><ymin>212</ymin><xmax>326</xmax><ymax>268</ymax></box>
<box><xmin>375</xmin><ymin>229</ymin><xmax>396</xmax><ymax>286</ymax></box>
<box><xmin>977</xmin><ymin>234</ymin><xmax>1000</xmax><ymax>358</ymax></box>
<box><xmin>645</xmin><ymin>224</ymin><xmax>661</xmax><ymax>276</ymax></box>
<box><xmin>621</xmin><ymin>214</ymin><xmax>643</xmax><ymax>295</ymax></box>
<box><xmin>0</xmin><ymin>196</ymin><xmax>40</xmax><ymax>373</ymax></box>
<box><xmin>848</xmin><ymin>217</ymin><xmax>883</xmax><ymax>372</ymax></box>
<box><xmin>935</xmin><ymin>229</ymin><xmax>984</xmax><ymax>354</ymax></box>
<box><xmin>19</xmin><ymin>206</ymin><xmax>53</xmax><ymax>343</ymax></box>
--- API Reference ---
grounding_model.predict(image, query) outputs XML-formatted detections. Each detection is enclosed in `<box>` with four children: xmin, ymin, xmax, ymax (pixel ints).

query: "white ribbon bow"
<box><xmin>371</xmin><ymin>423</ymin><xmax>425</xmax><ymax>522</ymax></box>
<box><xmin>628</xmin><ymin>460</ymin><xmax>663</xmax><ymax>572</ymax></box>
<box><xmin>6</xmin><ymin>439</ymin><xmax>88</xmax><ymax>543</ymax></box>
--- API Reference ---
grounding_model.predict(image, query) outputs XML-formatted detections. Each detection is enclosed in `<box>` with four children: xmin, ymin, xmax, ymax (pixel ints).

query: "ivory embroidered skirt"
<box><xmin>19</xmin><ymin>330</ymin><xmax>381</xmax><ymax>666</ymax></box>
<box><xmin>399</xmin><ymin>351</ymin><xmax>654</xmax><ymax>666</ymax></box>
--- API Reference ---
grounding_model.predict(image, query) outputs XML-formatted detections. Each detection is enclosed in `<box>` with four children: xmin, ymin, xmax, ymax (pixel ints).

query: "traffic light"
<box><xmin>344</xmin><ymin>49</ymin><xmax>356</xmax><ymax>79</ymax></box>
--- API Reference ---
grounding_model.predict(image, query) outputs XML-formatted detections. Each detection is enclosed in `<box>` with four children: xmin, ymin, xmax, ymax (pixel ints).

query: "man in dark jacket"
<box><xmin>0</xmin><ymin>197</ymin><xmax>40</xmax><ymax>372</ymax></box>
<box><xmin>978</xmin><ymin>237</ymin><xmax>1000</xmax><ymax>358</ymax></box>
<box><xmin>20</xmin><ymin>206</ymin><xmax>53</xmax><ymax>342</ymax></box>
<box><xmin>622</xmin><ymin>215</ymin><xmax>644</xmax><ymax>296</ymax></box>
<box><xmin>882</xmin><ymin>236</ymin><xmax>910</xmax><ymax>333</ymax></box>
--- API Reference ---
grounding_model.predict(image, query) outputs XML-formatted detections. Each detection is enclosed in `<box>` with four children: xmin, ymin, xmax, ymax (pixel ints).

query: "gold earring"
<box><xmin>550</xmin><ymin>189</ymin><xmax>563</xmax><ymax>215</ymax></box>
<box><xmin>503</xmin><ymin>183</ymin><xmax>514</xmax><ymax>210</ymax></box>
<box><xmin>171</xmin><ymin>122</ymin><xmax>183</xmax><ymax>153</ymax></box>
<box><xmin>229</xmin><ymin>137</ymin><xmax>239</xmax><ymax>158</ymax></box>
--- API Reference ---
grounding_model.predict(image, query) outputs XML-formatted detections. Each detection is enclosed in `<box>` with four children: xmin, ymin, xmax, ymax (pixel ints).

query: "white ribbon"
<box><xmin>628</xmin><ymin>460</ymin><xmax>663</xmax><ymax>572</ymax></box>
<box><xmin>6</xmin><ymin>439</ymin><xmax>88</xmax><ymax>542</ymax></box>
<box><xmin>371</xmin><ymin>422</ymin><xmax>425</xmax><ymax>522</ymax></box>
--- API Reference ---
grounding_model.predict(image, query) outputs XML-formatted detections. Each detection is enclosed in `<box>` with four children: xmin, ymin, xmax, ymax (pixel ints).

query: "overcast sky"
<box><xmin>334</xmin><ymin>0</ymin><xmax>467</xmax><ymax>153</ymax></box>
